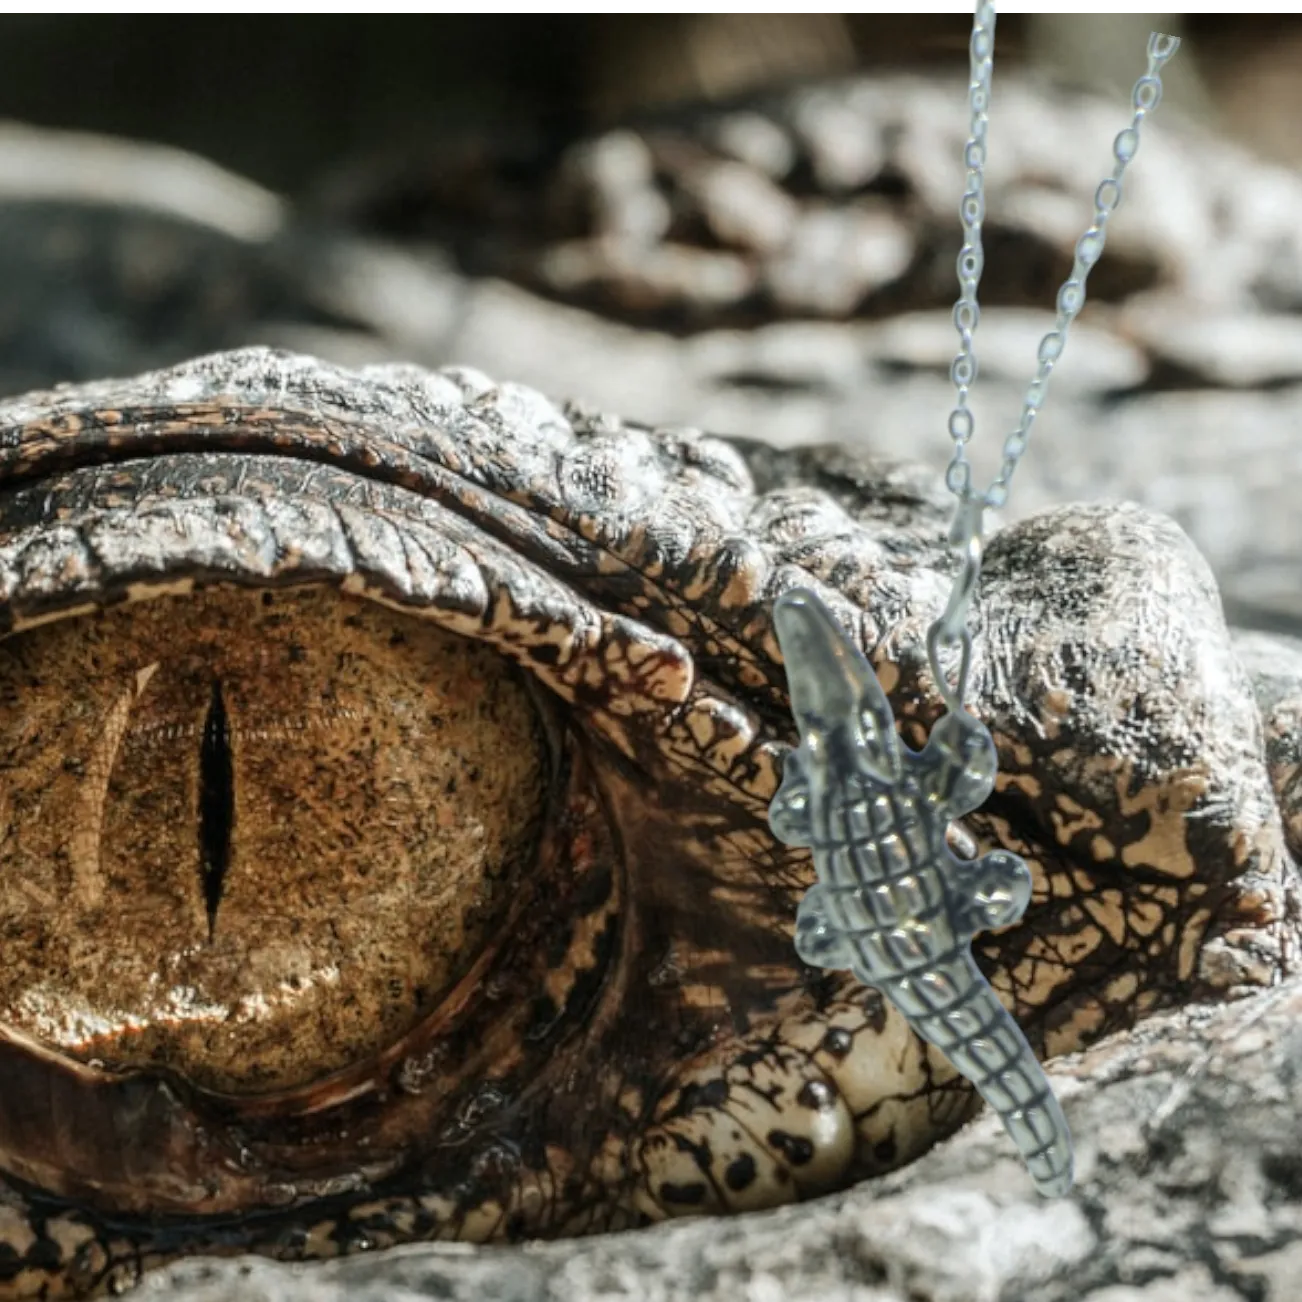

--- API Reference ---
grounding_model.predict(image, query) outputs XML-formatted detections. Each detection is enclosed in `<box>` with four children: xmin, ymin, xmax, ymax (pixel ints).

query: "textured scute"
<box><xmin>139</xmin><ymin>979</ymin><xmax>1302</xmax><ymax>1301</ymax></box>
<box><xmin>1233</xmin><ymin>630</ymin><xmax>1302</xmax><ymax>863</ymax></box>
<box><xmin>979</xmin><ymin>504</ymin><xmax>1297</xmax><ymax>1006</ymax></box>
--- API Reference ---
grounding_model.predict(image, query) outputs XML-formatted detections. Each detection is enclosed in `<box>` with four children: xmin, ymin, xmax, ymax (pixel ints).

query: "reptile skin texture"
<box><xmin>770</xmin><ymin>588</ymin><xmax>1074</xmax><ymax>1196</ymax></box>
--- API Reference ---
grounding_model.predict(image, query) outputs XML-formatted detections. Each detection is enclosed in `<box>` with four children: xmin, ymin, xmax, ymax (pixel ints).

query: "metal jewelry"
<box><xmin>769</xmin><ymin>4</ymin><xmax>1180</xmax><ymax>1197</ymax></box>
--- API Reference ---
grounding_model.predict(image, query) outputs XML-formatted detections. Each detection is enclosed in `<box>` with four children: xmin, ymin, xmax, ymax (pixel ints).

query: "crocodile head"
<box><xmin>0</xmin><ymin>348</ymin><xmax>1294</xmax><ymax>1297</ymax></box>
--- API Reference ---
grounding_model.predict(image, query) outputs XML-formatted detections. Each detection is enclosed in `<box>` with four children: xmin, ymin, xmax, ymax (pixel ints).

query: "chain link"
<box><xmin>944</xmin><ymin>13</ymin><xmax>1180</xmax><ymax>512</ymax></box>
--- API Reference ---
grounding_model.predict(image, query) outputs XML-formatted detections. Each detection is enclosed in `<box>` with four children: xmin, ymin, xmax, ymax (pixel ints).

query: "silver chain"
<box><xmin>945</xmin><ymin>8</ymin><xmax>1179</xmax><ymax>512</ymax></box>
<box><xmin>928</xmin><ymin>6</ymin><xmax>1179</xmax><ymax>713</ymax></box>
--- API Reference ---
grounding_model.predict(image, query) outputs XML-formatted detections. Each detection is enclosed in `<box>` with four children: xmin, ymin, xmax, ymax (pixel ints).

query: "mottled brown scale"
<box><xmin>0</xmin><ymin>349</ymin><xmax>1295</xmax><ymax>1298</ymax></box>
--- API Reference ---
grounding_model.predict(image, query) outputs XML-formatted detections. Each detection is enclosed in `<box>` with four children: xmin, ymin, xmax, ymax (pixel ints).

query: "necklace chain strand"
<box><xmin>945</xmin><ymin>10</ymin><xmax>1179</xmax><ymax>512</ymax></box>
<box><xmin>930</xmin><ymin>7</ymin><xmax>1179</xmax><ymax>711</ymax></box>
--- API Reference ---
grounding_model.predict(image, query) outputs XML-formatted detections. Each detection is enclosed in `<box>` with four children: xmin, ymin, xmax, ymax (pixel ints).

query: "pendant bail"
<box><xmin>936</xmin><ymin>494</ymin><xmax>985</xmax><ymax>645</ymax></box>
<box><xmin>927</xmin><ymin>495</ymin><xmax>985</xmax><ymax>713</ymax></box>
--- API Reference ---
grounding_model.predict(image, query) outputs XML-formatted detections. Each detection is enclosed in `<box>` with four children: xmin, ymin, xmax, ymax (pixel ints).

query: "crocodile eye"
<box><xmin>0</xmin><ymin>585</ymin><xmax>550</xmax><ymax>1094</ymax></box>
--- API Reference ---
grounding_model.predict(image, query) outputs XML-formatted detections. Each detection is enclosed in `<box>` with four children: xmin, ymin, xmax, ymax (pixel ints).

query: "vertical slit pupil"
<box><xmin>199</xmin><ymin>678</ymin><xmax>234</xmax><ymax>937</ymax></box>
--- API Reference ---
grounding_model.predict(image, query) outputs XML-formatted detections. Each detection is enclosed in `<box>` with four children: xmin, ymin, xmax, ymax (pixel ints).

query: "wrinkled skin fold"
<box><xmin>0</xmin><ymin>348</ymin><xmax>1294</xmax><ymax>1297</ymax></box>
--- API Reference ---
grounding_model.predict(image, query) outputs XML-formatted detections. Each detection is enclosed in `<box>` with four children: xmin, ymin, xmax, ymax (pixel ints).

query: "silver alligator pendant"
<box><xmin>770</xmin><ymin>588</ymin><xmax>1073</xmax><ymax>1197</ymax></box>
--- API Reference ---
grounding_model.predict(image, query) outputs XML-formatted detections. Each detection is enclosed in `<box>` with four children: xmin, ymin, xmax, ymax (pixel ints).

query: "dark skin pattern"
<box><xmin>0</xmin><ymin>349</ymin><xmax>1294</xmax><ymax>1298</ymax></box>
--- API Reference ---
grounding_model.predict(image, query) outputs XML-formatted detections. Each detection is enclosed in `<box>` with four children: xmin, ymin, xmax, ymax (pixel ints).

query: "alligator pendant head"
<box><xmin>769</xmin><ymin>587</ymin><xmax>1074</xmax><ymax>1196</ymax></box>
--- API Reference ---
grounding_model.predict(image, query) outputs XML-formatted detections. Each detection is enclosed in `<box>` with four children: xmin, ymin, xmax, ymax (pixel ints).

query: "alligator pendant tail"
<box><xmin>770</xmin><ymin>588</ymin><xmax>1074</xmax><ymax>1197</ymax></box>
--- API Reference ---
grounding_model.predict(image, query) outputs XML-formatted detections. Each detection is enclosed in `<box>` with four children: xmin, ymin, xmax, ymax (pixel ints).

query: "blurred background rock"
<box><xmin>0</xmin><ymin>15</ymin><xmax>1298</xmax><ymax>186</ymax></box>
